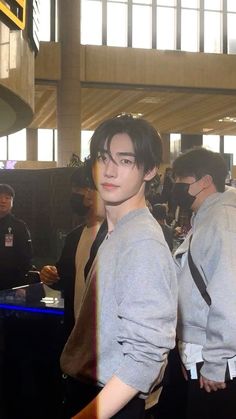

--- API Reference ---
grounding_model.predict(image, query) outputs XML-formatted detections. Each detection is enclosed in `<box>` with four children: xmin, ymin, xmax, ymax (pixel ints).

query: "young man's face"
<box><xmin>0</xmin><ymin>193</ymin><xmax>13</xmax><ymax>218</ymax></box>
<box><xmin>93</xmin><ymin>133</ymin><xmax>154</xmax><ymax>206</ymax></box>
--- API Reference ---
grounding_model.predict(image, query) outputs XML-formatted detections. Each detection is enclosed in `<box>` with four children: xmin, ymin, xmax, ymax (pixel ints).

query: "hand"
<box><xmin>40</xmin><ymin>265</ymin><xmax>59</xmax><ymax>286</ymax></box>
<box><xmin>181</xmin><ymin>363</ymin><xmax>188</xmax><ymax>381</ymax></box>
<box><xmin>199</xmin><ymin>374</ymin><xmax>226</xmax><ymax>392</ymax></box>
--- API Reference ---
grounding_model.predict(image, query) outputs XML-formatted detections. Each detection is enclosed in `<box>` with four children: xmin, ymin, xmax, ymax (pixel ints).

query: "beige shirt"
<box><xmin>74</xmin><ymin>222</ymin><xmax>101</xmax><ymax>319</ymax></box>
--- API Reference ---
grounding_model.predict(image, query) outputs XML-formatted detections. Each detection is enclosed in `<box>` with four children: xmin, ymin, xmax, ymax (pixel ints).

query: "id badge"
<box><xmin>228</xmin><ymin>356</ymin><xmax>236</xmax><ymax>380</ymax></box>
<box><xmin>5</xmin><ymin>227</ymin><xmax>13</xmax><ymax>247</ymax></box>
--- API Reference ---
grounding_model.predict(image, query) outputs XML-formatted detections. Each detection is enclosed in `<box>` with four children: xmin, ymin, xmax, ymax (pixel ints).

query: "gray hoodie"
<box><xmin>61</xmin><ymin>208</ymin><xmax>178</xmax><ymax>396</ymax></box>
<box><xmin>174</xmin><ymin>187</ymin><xmax>236</xmax><ymax>382</ymax></box>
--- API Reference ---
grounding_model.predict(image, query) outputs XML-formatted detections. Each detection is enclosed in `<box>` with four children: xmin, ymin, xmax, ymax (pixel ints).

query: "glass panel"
<box><xmin>81</xmin><ymin>130</ymin><xmax>94</xmax><ymax>161</ymax></box>
<box><xmin>224</xmin><ymin>136</ymin><xmax>236</xmax><ymax>165</ymax></box>
<box><xmin>202</xmin><ymin>135</ymin><xmax>220</xmax><ymax>152</ymax></box>
<box><xmin>157</xmin><ymin>7</ymin><xmax>176</xmax><ymax>50</ymax></box>
<box><xmin>39</xmin><ymin>1</ymin><xmax>51</xmax><ymax>41</ymax></box>
<box><xmin>81</xmin><ymin>0</ymin><xmax>102</xmax><ymax>45</ymax></box>
<box><xmin>107</xmin><ymin>2</ymin><xmax>128</xmax><ymax>47</ymax></box>
<box><xmin>54</xmin><ymin>129</ymin><xmax>58</xmax><ymax>161</ymax></box>
<box><xmin>181</xmin><ymin>9</ymin><xmax>199</xmax><ymax>52</ymax></box>
<box><xmin>227</xmin><ymin>0</ymin><xmax>236</xmax><ymax>12</ymax></box>
<box><xmin>204</xmin><ymin>0</ymin><xmax>222</xmax><ymax>11</ymax></box>
<box><xmin>133</xmin><ymin>0</ymin><xmax>151</xmax><ymax>4</ymax></box>
<box><xmin>181</xmin><ymin>0</ymin><xmax>199</xmax><ymax>8</ymax></box>
<box><xmin>157</xmin><ymin>0</ymin><xmax>176</xmax><ymax>5</ymax></box>
<box><xmin>0</xmin><ymin>137</ymin><xmax>7</xmax><ymax>160</ymax></box>
<box><xmin>38</xmin><ymin>129</ymin><xmax>54</xmax><ymax>161</ymax></box>
<box><xmin>227</xmin><ymin>14</ymin><xmax>236</xmax><ymax>54</ymax></box>
<box><xmin>204</xmin><ymin>11</ymin><xmax>222</xmax><ymax>53</ymax></box>
<box><xmin>8</xmin><ymin>130</ymin><xmax>26</xmax><ymax>161</ymax></box>
<box><xmin>132</xmin><ymin>4</ymin><xmax>152</xmax><ymax>48</ymax></box>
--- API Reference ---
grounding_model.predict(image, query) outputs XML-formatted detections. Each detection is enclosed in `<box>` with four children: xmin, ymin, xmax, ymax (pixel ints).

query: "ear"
<box><xmin>202</xmin><ymin>174</ymin><xmax>213</xmax><ymax>187</ymax></box>
<box><xmin>144</xmin><ymin>166</ymin><xmax>157</xmax><ymax>182</ymax></box>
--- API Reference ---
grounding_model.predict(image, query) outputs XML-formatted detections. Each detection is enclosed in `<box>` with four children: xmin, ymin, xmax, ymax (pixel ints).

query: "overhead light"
<box><xmin>139</xmin><ymin>97</ymin><xmax>162</xmax><ymax>104</ymax></box>
<box><xmin>116</xmin><ymin>112</ymin><xmax>143</xmax><ymax>119</ymax></box>
<box><xmin>218</xmin><ymin>116</ymin><xmax>236</xmax><ymax>123</ymax></box>
<box><xmin>202</xmin><ymin>128</ymin><xmax>214</xmax><ymax>133</ymax></box>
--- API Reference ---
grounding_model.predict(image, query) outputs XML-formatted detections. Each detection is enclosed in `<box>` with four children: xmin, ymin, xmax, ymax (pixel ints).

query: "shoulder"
<box><xmin>10</xmin><ymin>214</ymin><xmax>29</xmax><ymax>231</ymax></box>
<box><xmin>115</xmin><ymin>210</ymin><xmax>169</xmax><ymax>255</ymax></box>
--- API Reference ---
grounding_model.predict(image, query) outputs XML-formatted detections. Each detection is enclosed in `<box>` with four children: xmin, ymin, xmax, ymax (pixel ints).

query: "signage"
<box><xmin>0</xmin><ymin>0</ymin><xmax>26</xmax><ymax>30</ymax></box>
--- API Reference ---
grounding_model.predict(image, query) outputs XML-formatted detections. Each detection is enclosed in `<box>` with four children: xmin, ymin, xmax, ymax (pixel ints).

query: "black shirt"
<box><xmin>0</xmin><ymin>213</ymin><xmax>33</xmax><ymax>290</ymax></box>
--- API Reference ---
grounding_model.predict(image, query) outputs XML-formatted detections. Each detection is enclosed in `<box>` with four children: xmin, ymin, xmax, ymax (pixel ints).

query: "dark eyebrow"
<box><xmin>117</xmin><ymin>152</ymin><xmax>136</xmax><ymax>157</ymax></box>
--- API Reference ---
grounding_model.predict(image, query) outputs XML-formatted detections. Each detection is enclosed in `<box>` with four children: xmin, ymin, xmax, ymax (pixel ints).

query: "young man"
<box><xmin>0</xmin><ymin>183</ymin><xmax>33</xmax><ymax>289</ymax></box>
<box><xmin>172</xmin><ymin>147</ymin><xmax>236</xmax><ymax>419</ymax></box>
<box><xmin>40</xmin><ymin>161</ymin><xmax>106</xmax><ymax>338</ymax></box>
<box><xmin>60</xmin><ymin>114</ymin><xmax>178</xmax><ymax>419</ymax></box>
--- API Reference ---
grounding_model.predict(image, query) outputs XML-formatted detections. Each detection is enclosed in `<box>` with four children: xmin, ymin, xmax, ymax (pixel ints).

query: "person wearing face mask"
<box><xmin>171</xmin><ymin>147</ymin><xmax>236</xmax><ymax>419</ymax></box>
<box><xmin>40</xmin><ymin>159</ymin><xmax>106</xmax><ymax>339</ymax></box>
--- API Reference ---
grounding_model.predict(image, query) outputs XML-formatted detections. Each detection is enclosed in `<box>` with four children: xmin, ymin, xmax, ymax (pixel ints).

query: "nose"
<box><xmin>104</xmin><ymin>158</ymin><xmax>118</xmax><ymax>178</ymax></box>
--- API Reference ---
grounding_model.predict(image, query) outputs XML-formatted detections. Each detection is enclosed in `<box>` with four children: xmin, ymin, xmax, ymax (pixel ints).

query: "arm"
<box><xmin>72</xmin><ymin>376</ymin><xmax>138</xmax><ymax>419</ymax></box>
<box><xmin>16</xmin><ymin>221</ymin><xmax>33</xmax><ymax>274</ymax></box>
<box><xmin>198</xmin><ymin>209</ymin><xmax>236</xmax><ymax>383</ymax></box>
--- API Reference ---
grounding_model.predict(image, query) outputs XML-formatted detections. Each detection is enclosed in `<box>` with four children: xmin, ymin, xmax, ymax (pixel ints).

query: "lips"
<box><xmin>101</xmin><ymin>183</ymin><xmax>119</xmax><ymax>190</ymax></box>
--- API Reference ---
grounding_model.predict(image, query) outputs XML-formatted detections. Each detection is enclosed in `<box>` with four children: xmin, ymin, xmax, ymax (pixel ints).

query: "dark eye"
<box><xmin>97</xmin><ymin>153</ymin><xmax>107</xmax><ymax>163</ymax></box>
<box><xmin>120</xmin><ymin>158</ymin><xmax>135</xmax><ymax>166</ymax></box>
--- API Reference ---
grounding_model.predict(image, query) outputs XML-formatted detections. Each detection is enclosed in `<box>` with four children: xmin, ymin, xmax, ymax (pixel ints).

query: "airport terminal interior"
<box><xmin>0</xmin><ymin>1</ymin><xmax>236</xmax><ymax>418</ymax></box>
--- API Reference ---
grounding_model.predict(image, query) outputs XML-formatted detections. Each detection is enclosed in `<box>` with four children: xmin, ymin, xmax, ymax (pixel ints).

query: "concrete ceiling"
<box><xmin>28</xmin><ymin>82</ymin><xmax>236</xmax><ymax>136</ymax></box>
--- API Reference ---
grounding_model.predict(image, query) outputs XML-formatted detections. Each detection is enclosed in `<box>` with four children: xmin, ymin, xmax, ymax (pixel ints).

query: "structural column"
<box><xmin>57</xmin><ymin>0</ymin><xmax>81</xmax><ymax>167</ymax></box>
<box><xmin>26</xmin><ymin>128</ymin><xmax>38</xmax><ymax>161</ymax></box>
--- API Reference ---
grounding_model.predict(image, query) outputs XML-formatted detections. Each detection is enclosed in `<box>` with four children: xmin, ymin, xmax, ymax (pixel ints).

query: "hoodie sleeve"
<box><xmin>114</xmin><ymin>238</ymin><xmax>178</xmax><ymax>393</ymax></box>
<box><xmin>200</xmin><ymin>205</ymin><xmax>236</xmax><ymax>381</ymax></box>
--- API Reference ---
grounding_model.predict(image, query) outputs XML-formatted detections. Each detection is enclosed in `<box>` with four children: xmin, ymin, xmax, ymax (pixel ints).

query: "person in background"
<box><xmin>60</xmin><ymin>114</ymin><xmax>178</xmax><ymax>419</ymax></box>
<box><xmin>172</xmin><ymin>147</ymin><xmax>236</xmax><ymax>419</ymax></box>
<box><xmin>152</xmin><ymin>203</ymin><xmax>173</xmax><ymax>251</ymax></box>
<box><xmin>40</xmin><ymin>160</ymin><xmax>106</xmax><ymax>339</ymax></box>
<box><xmin>0</xmin><ymin>183</ymin><xmax>33</xmax><ymax>290</ymax></box>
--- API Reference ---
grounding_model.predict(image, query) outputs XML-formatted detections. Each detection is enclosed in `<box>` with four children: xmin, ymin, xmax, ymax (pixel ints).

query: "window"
<box><xmin>224</xmin><ymin>136</ymin><xmax>236</xmax><ymax>165</ymax></box>
<box><xmin>107</xmin><ymin>1</ymin><xmax>128</xmax><ymax>47</ymax></box>
<box><xmin>8</xmin><ymin>129</ymin><xmax>26</xmax><ymax>160</ymax></box>
<box><xmin>38</xmin><ymin>129</ymin><xmax>57</xmax><ymax>161</ymax></box>
<box><xmin>81</xmin><ymin>0</ymin><xmax>103</xmax><ymax>45</ymax></box>
<box><xmin>202</xmin><ymin>135</ymin><xmax>220</xmax><ymax>152</ymax></box>
<box><xmin>0</xmin><ymin>136</ymin><xmax>7</xmax><ymax>160</ymax></box>
<box><xmin>204</xmin><ymin>1</ymin><xmax>222</xmax><ymax>53</ymax></box>
<box><xmin>227</xmin><ymin>13</ymin><xmax>236</xmax><ymax>54</ymax></box>
<box><xmin>39</xmin><ymin>2</ymin><xmax>51</xmax><ymax>41</ymax></box>
<box><xmin>81</xmin><ymin>130</ymin><xmax>94</xmax><ymax>161</ymax></box>
<box><xmin>156</xmin><ymin>5</ymin><xmax>176</xmax><ymax>50</ymax></box>
<box><xmin>181</xmin><ymin>8</ymin><xmax>199</xmax><ymax>52</ymax></box>
<box><xmin>132</xmin><ymin>3</ymin><xmax>152</xmax><ymax>49</ymax></box>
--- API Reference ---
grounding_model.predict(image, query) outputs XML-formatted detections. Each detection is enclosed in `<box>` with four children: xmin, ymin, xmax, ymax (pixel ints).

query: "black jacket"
<box><xmin>0</xmin><ymin>213</ymin><xmax>33</xmax><ymax>290</ymax></box>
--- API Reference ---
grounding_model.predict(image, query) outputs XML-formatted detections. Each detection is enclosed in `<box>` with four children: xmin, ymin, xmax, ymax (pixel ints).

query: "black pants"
<box><xmin>62</xmin><ymin>375</ymin><xmax>145</xmax><ymax>419</ymax></box>
<box><xmin>186</xmin><ymin>370</ymin><xmax>236</xmax><ymax>419</ymax></box>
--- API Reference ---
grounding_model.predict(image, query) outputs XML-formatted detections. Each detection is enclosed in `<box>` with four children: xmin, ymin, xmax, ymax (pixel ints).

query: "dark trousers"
<box><xmin>62</xmin><ymin>375</ymin><xmax>145</xmax><ymax>419</ymax></box>
<box><xmin>186</xmin><ymin>371</ymin><xmax>236</xmax><ymax>419</ymax></box>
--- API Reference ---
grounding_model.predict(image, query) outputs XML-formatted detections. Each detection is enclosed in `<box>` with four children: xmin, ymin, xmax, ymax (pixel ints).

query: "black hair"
<box><xmin>172</xmin><ymin>147</ymin><xmax>227</xmax><ymax>192</ymax></box>
<box><xmin>152</xmin><ymin>203</ymin><xmax>167</xmax><ymax>220</ymax></box>
<box><xmin>0</xmin><ymin>184</ymin><xmax>15</xmax><ymax>198</ymax></box>
<box><xmin>90</xmin><ymin>114</ymin><xmax>163</xmax><ymax>172</ymax></box>
<box><xmin>70</xmin><ymin>157</ymin><xmax>95</xmax><ymax>189</ymax></box>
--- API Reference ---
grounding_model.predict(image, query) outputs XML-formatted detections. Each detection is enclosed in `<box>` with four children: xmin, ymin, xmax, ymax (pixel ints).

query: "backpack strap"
<box><xmin>188</xmin><ymin>237</ymin><xmax>211</xmax><ymax>306</ymax></box>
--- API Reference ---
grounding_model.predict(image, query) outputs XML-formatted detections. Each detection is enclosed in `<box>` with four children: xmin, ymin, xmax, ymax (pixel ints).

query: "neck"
<box><xmin>192</xmin><ymin>186</ymin><xmax>218</xmax><ymax>213</ymax></box>
<box><xmin>105</xmin><ymin>195</ymin><xmax>146</xmax><ymax>232</ymax></box>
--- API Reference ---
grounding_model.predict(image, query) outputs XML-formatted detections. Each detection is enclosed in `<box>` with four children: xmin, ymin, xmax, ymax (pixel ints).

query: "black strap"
<box><xmin>188</xmin><ymin>237</ymin><xmax>211</xmax><ymax>306</ymax></box>
<box><xmin>84</xmin><ymin>220</ymin><xmax>108</xmax><ymax>281</ymax></box>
